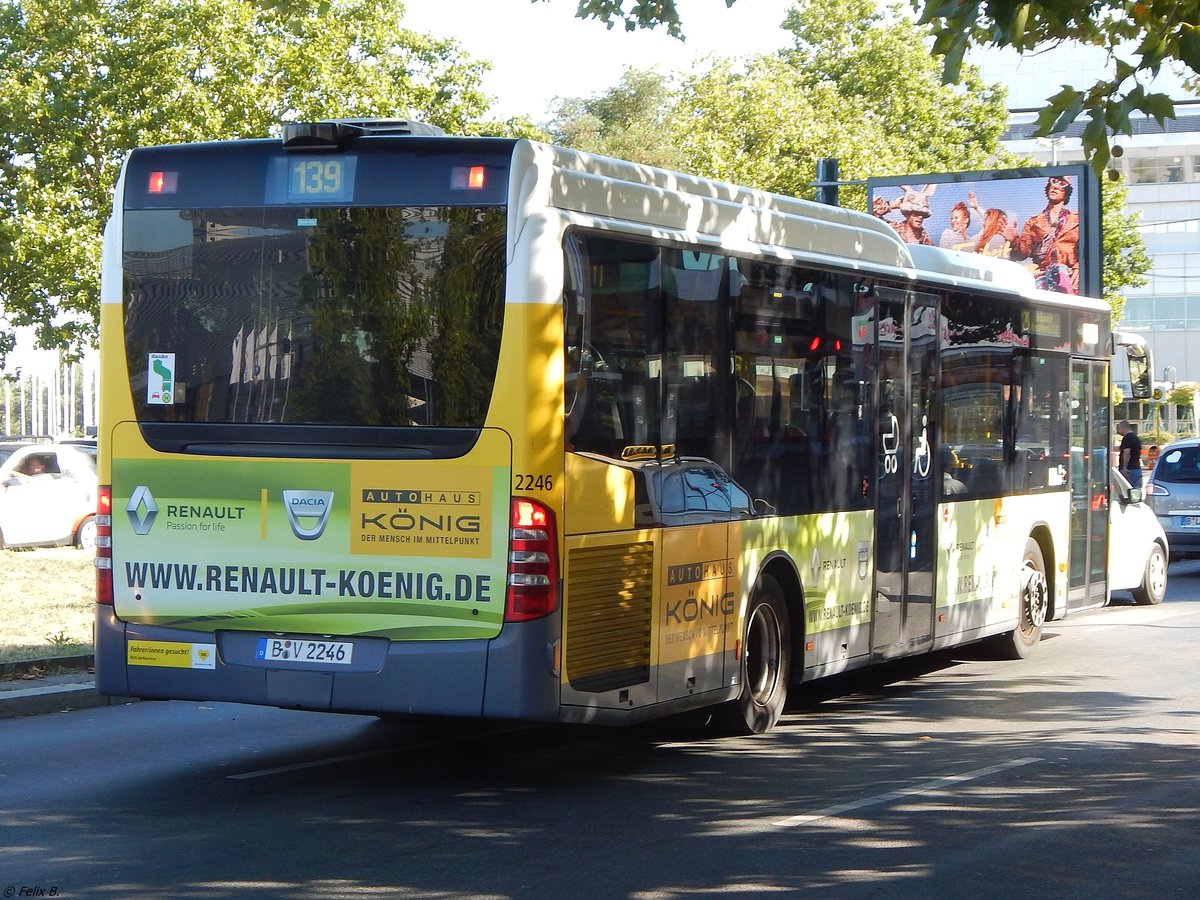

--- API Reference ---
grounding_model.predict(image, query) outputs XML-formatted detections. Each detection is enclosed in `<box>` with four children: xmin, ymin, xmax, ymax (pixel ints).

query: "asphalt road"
<box><xmin>4</xmin><ymin>567</ymin><xmax>1200</xmax><ymax>899</ymax></box>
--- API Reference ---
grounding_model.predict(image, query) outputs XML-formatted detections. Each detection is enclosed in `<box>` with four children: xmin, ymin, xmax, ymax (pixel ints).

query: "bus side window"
<box><xmin>564</xmin><ymin>235</ymin><xmax>657</xmax><ymax>458</ymax></box>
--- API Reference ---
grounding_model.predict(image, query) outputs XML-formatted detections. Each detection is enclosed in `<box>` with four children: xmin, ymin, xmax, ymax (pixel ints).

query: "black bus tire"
<box><xmin>994</xmin><ymin>538</ymin><xmax>1048</xmax><ymax>660</ymax></box>
<box><xmin>715</xmin><ymin>574</ymin><xmax>790</xmax><ymax>734</ymax></box>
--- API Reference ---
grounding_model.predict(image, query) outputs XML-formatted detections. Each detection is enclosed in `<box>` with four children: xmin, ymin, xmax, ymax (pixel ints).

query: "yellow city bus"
<box><xmin>94</xmin><ymin>120</ymin><xmax>1154</xmax><ymax>733</ymax></box>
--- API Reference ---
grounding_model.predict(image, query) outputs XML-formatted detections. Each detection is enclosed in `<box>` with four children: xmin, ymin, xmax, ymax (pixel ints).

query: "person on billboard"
<box><xmin>872</xmin><ymin>185</ymin><xmax>935</xmax><ymax>246</ymax></box>
<box><xmin>938</xmin><ymin>195</ymin><xmax>982</xmax><ymax>251</ymax></box>
<box><xmin>1008</xmin><ymin>175</ymin><xmax>1080</xmax><ymax>294</ymax></box>
<box><xmin>973</xmin><ymin>208</ymin><xmax>1014</xmax><ymax>256</ymax></box>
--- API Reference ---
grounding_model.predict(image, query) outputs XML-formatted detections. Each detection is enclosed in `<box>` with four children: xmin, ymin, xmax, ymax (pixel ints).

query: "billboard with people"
<box><xmin>867</xmin><ymin>165</ymin><xmax>1100</xmax><ymax>297</ymax></box>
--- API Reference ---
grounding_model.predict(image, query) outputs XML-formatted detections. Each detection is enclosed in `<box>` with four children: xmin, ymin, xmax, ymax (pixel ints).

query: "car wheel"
<box><xmin>75</xmin><ymin>515</ymin><xmax>97</xmax><ymax>551</ymax></box>
<box><xmin>1132</xmin><ymin>542</ymin><xmax>1167</xmax><ymax>605</ymax></box>
<box><xmin>714</xmin><ymin>574</ymin><xmax>790</xmax><ymax>735</ymax></box>
<box><xmin>993</xmin><ymin>538</ymin><xmax>1048</xmax><ymax>659</ymax></box>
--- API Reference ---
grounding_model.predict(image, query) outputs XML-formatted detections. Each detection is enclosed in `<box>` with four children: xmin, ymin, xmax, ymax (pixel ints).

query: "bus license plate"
<box><xmin>256</xmin><ymin>637</ymin><xmax>353</xmax><ymax>665</ymax></box>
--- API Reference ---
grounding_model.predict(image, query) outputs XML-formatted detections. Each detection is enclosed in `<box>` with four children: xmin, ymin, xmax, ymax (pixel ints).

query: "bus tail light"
<box><xmin>95</xmin><ymin>486</ymin><xmax>114</xmax><ymax>605</ymax></box>
<box><xmin>505</xmin><ymin>498</ymin><xmax>558</xmax><ymax>622</ymax></box>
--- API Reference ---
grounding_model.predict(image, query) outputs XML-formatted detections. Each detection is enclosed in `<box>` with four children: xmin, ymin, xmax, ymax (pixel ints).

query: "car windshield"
<box><xmin>0</xmin><ymin>443</ymin><xmax>32</xmax><ymax>467</ymax></box>
<box><xmin>1153</xmin><ymin>445</ymin><xmax>1200</xmax><ymax>483</ymax></box>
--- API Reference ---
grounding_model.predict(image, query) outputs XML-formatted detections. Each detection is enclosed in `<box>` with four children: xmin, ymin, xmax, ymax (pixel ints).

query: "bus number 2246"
<box><xmin>514</xmin><ymin>474</ymin><xmax>553</xmax><ymax>491</ymax></box>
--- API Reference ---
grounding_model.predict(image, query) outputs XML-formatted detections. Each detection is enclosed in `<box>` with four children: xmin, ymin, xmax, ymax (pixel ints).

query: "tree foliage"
<box><xmin>1100</xmin><ymin>177</ymin><xmax>1150</xmax><ymax>322</ymax></box>
<box><xmin>549</xmin><ymin>68</ymin><xmax>686</xmax><ymax>168</ymax></box>
<box><xmin>555</xmin><ymin>1</ymin><xmax>1013</xmax><ymax>205</ymax></box>
<box><xmin>0</xmin><ymin>0</ymin><xmax>498</xmax><ymax>364</ymax></box>
<box><xmin>547</xmin><ymin>0</ymin><xmax>1151</xmax><ymax>310</ymax></box>
<box><xmin>549</xmin><ymin>0</ymin><xmax>726</xmax><ymax>38</ymax></box>
<box><xmin>556</xmin><ymin>0</ymin><xmax>1200</xmax><ymax>172</ymax></box>
<box><xmin>916</xmin><ymin>0</ymin><xmax>1200</xmax><ymax>173</ymax></box>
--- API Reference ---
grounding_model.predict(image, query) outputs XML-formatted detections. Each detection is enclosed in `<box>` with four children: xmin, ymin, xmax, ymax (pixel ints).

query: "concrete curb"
<box><xmin>0</xmin><ymin>657</ymin><xmax>137</xmax><ymax>719</ymax></box>
<box><xmin>0</xmin><ymin>679</ymin><xmax>119</xmax><ymax>718</ymax></box>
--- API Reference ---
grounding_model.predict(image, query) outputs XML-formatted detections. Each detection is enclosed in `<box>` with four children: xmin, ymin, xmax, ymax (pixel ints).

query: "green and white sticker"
<box><xmin>147</xmin><ymin>352</ymin><xmax>175</xmax><ymax>405</ymax></box>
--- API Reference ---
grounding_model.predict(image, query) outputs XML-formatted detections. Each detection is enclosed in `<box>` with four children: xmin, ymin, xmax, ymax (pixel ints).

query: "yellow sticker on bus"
<box><xmin>127</xmin><ymin>640</ymin><xmax>216</xmax><ymax>669</ymax></box>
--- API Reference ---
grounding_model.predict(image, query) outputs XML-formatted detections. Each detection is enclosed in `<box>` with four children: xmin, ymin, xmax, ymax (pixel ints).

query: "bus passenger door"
<box><xmin>873</xmin><ymin>290</ymin><xmax>938</xmax><ymax>659</ymax></box>
<box><xmin>1068</xmin><ymin>360</ymin><xmax>1110</xmax><ymax>609</ymax></box>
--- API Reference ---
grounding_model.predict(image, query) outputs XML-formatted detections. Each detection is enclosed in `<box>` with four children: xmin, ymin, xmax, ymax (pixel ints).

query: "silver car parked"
<box><xmin>1144</xmin><ymin>437</ymin><xmax>1200</xmax><ymax>561</ymax></box>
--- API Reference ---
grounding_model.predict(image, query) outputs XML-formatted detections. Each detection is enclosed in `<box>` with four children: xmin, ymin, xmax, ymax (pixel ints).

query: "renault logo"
<box><xmin>282</xmin><ymin>490</ymin><xmax>334</xmax><ymax>540</ymax></box>
<box><xmin>127</xmin><ymin>485</ymin><xmax>158</xmax><ymax>535</ymax></box>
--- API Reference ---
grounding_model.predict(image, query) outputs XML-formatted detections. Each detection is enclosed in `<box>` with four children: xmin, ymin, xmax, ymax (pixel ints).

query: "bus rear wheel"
<box><xmin>715</xmin><ymin>574</ymin><xmax>790</xmax><ymax>735</ymax></box>
<box><xmin>995</xmin><ymin>538</ymin><xmax>1048</xmax><ymax>660</ymax></box>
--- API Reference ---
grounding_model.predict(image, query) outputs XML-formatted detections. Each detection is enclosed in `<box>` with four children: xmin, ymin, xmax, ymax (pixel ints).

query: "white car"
<box><xmin>1108</xmin><ymin>466</ymin><xmax>1169</xmax><ymax>605</ymax></box>
<box><xmin>0</xmin><ymin>442</ymin><xmax>98</xmax><ymax>550</ymax></box>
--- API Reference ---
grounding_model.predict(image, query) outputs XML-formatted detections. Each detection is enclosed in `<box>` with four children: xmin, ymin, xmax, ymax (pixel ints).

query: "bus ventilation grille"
<box><xmin>565</xmin><ymin>541</ymin><xmax>654</xmax><ymax>693</ymax></box>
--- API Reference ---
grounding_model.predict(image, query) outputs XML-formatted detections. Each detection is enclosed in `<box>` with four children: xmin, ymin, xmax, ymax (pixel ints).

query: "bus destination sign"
<box><xmin>265</xmin><ymin>156</ymin><xmax>357</xmax><ymax>204</ymax></box>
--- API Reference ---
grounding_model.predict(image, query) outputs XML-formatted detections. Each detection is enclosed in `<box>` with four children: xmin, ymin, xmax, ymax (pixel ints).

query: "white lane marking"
<box><xmin>773</xmin><ymin>756</ymin><xmax>1043</xmax><ymax>828</ymax></box>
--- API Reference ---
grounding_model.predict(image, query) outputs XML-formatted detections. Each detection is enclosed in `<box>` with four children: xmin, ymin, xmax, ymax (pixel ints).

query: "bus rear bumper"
<box><xmin>94</xmin><ymin>604</ymin><xmax>562</xmax><ymax>721</ymax></box>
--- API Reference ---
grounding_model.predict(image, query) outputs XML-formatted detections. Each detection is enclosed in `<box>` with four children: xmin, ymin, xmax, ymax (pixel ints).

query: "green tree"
<box><xmin>776</xmin><ymin>0</ymin><xmax>1011</xmax><ymax>198</ymax></box>
<box><xmin>916</xmin><ymin>0</ymin><xmax>1200</xmax><ymax>173</ymax></box>
<box><xmin>553</xmin><ymin>0</ymin><xmax>1200</xmax><ymax>172</ymax></box>
<box><xmin>1101</xmin><ymin>176</ymin><xmax>1150</xmax><ymax>323</ymax></box>
<box><xmin>555</xmin><ymin>1</ymin><xmax>1013</xmax><ymax>207</ymax></box>
<box><xmin>0</xmin><ymin>0</ymin><xmax>496</xmax><ymax>365</ymax></box>
<box><xmin>548</xmin><ymin>0</ymin><xmax>1150</xmax><ymax>314</ymax></box>
<box><xmin>549</xmin><ymin>68</ymin><xmax>687</xmax><ymax>168</ymax></box>
<box><xmin>552</xmin><ymin>0</ymin><xmax>711</xmax><ymax>38</ymax></box>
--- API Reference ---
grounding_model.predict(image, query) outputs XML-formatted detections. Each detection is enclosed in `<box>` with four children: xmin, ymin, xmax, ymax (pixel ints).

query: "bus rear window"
<box><xmin>122</xmin><ymin>205</ymin><xmax>505</xmax><ymax>430</ymax></box>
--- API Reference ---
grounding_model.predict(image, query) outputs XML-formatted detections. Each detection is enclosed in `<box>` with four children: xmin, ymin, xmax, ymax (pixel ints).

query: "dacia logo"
<box><xmin>282</xmin><ymin>490</ymin><xmax>334</xmax><ymax>541</ymax></box>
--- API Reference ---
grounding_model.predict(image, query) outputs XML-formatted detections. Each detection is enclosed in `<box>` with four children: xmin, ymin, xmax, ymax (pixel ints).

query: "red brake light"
<box><xmin>450</xmin><ymin>165</ymin><xmax>486</xmax><ymax>190</ymax></box>
<box><xmin>148</xmin><ymin>171</ymin><xmax>177</xmax><ymax>194</ymax></box>
<box><xmin>505</xmin><ymin>498</ymin><xmax>558</xmax><ymax>622</ymax></box>
<box><xmin>95</xmin><ymin>486</ymin><xmax>113</xmax><ymax>604</ymax></box>
<box><xmin>514</xmin><ymin>499</ymin><xmax>548</xmax><ymax>529</ymax></box>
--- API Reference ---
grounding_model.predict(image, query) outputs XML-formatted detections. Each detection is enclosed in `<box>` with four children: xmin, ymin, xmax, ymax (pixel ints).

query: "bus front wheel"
<box><xmin>716</xmin><ymin>575</ymin><xmax>790</xmax><ymax>734</ymax></box>
<box><xmin>995</xmin><ymin>538</ymin><xmax>1048</xmax><ymax>660</ymax></box>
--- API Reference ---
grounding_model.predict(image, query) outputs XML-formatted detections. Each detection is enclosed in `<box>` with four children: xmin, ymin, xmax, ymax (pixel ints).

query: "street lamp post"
<box><xmin>1035</xmin><ymin>136</ymin><xmax>1068</xmax><ymax>165</ymax></box>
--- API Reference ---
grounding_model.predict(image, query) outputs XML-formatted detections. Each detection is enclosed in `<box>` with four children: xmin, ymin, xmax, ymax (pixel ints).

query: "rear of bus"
<box><xmin>94</xmin><ymin>122</ymin><xmax>563</xmax><ymax>720</ymax></box>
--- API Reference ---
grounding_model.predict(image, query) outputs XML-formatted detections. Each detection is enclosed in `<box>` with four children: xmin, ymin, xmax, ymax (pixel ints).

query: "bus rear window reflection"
<box><xmin>122</xmin><ymin>205</ymin><xmax>506</xmax><ymax>429</ymax></box>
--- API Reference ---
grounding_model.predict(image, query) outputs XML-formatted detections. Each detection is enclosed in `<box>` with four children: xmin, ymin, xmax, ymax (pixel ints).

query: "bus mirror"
<box><xmin>1126</xmin><ymin>343</ymin><xmax>1152</xmax><ymax>400</ymax></box>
